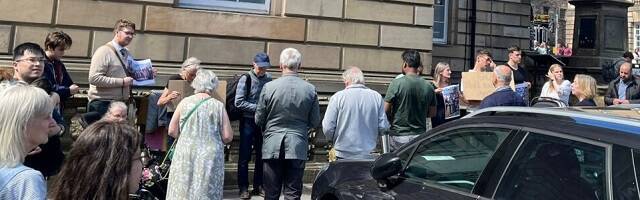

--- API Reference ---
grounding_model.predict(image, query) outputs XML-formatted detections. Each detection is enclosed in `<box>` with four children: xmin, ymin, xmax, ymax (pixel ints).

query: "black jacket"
<box><xmin>605</xmin><ymin>76</ymin><xmax>640</xmax><ymax>105</ymax></box>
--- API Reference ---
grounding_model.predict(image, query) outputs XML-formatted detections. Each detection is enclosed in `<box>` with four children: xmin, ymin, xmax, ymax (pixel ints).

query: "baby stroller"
<box><xmin>530</xmin><ymin>97</ymin><xmax>568</xmax><ymax>108</ymax></box>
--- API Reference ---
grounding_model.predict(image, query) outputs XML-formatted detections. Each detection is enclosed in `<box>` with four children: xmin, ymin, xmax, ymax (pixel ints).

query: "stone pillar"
<box><xmin>568</xmin><ymin>0</ymin><xmax>633</xmax><ymax>81</ymax></box>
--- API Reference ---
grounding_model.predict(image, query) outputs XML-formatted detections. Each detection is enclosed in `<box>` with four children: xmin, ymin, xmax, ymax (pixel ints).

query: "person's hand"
<box><xmin>525</xmin><ymin>82</ymin><xmax>532</xmax><ymax>88</ymax></box>
<box><xmin>168</xmin><ymin>91</ymin><xmax>181</xmax><ymax>100</ymax></box>
<box><xmin>613</xmin><ymin>99</ymin><xmax>624</xmax><ymax>105</ymax></box>
<box><xmin>69</xmin><ymin>84</ymin><xmax>80</xmax><ymax>94</ymax></box>
<box><xmin>622</xmin><ymin>100</ymin><xmax>630</xmax><ymax>104</ymax></box>
<box><xmin>435</xmin><ymin>88</ymin><xmax>443</xmax><ymax>94</ymax></box>
<box><xmin>123</xmin><ymin>77</ymin><xmax>134</xmax><ymax>87</ymax></box>
<box><xmin>27</xmin><ymin>147</ymin><xmax>42</xmax><ymax>156</ymax></box>
<box><xmin>545</xmin><ymin>71</ymin><xmax>554</xmax><ymax>81</ymax></box>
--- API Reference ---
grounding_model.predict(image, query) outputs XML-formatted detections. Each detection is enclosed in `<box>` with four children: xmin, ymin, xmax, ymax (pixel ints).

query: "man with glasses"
<box><xmin>8</xmin><ymin>42</ymin><xmax>66</xmax><ymax>179</ymax></box>
<box><xmin>88</xmin><ymin>18</ymin><xmax>148</xmax><ymax>118</ymax></box>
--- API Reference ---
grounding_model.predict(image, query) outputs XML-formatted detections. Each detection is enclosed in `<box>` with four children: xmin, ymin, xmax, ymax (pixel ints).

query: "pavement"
<box><xmin>223</xmin><ymin>184</ymin><xmax>313</xmax><ymax>200</ymax></box>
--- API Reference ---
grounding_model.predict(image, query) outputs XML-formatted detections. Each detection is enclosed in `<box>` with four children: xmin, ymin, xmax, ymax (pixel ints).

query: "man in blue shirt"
<box><xmin>322</xmin><ymin>67</ymin><xmax>389</xmax><ymax>160</ymax></box>
<box><xmin>479</xmin><ymin>65</ymin><xmax>527</xmax><ymax>109</ymax></box>
<box><xmin>605</xmin><ymin>62</ymin><xmax>640</xmax><ymax>105</ymax></box>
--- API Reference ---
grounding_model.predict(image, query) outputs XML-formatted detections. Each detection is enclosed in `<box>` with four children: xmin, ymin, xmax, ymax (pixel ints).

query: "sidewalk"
<box><xmin>223</xmin><ymin>184</ymin><xmax>313</xmax><ymax>200</ymax></box>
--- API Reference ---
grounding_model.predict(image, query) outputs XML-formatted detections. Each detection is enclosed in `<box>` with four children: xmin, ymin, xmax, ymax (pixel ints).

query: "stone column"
<box><xmin>568</xmin><ymin>0</ymin><xmax>633</xmax><ymax>81</ymax></box>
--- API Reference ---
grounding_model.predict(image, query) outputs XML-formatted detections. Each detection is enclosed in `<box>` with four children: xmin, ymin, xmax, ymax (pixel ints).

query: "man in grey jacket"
<box><xmin>255</xmin><ymin>48</ymin><xmax>321</xmax><ymax>200</ymax></box>
<box><xmin>235</xmin><ymin>52</ymin><xmax>272</xmax><ymax>199</ymax></box>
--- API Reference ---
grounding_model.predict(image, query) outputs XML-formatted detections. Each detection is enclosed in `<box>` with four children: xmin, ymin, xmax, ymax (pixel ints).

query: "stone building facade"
<box><xmin>0</xmin><ymin>0</ymin><xmax>435</xmax><ymax>94</ymax></box>
<box><xmin>432</xmin><ymin>0</ymin><xmax>532</xmax><ymax>75</ymax></box>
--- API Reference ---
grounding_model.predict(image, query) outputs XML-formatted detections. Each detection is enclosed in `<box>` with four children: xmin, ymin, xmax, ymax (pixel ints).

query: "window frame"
<box><xmin>491</xmin><ymin>128</ymin><xmax>613</xmax><ymax>200</ymax></box>
<box><xmin>177</xmin><ymin>0</ymin><xmax>272</xmax><ymax>14</ymax></box>
<box><xmin>432</xmin><ymin>0</ymin><xmax>449</xmax><ymax>44</ymax></box>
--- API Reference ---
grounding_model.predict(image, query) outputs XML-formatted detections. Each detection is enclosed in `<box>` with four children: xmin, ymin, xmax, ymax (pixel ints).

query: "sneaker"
<box><xmin>251</xmin><ymin>187</ymin><xmax>265</xmax><ymax>197</ymax></box>
<box><xmin>239</xmin><ymin>190</ymin><xmax>251</xmax><ymax>199</ymax></box>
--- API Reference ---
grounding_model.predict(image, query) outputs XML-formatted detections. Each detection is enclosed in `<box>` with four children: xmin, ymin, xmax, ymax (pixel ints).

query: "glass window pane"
<box><xmin>403</xmin><ymin>128</ymin><xmax>510</xmax><ymax>192</ymax></box>
<box><xmin>241</xmin><ymin>0</ymin><xmax>265</xmax><ymax>3</ymax></box>
<box><xmin>494</xmin><ymin>133</ymin><xmax>606</xmax><ymax>200</ymax></box>
<box><xmin>433</xmin><ymin>22</ymin><xmax>444</xmax><ymax>39</ymax></box>
<box><xmin>179</xmin><ymin>0</ymin><xmax>270</xmax><ymax>13</ymax></box>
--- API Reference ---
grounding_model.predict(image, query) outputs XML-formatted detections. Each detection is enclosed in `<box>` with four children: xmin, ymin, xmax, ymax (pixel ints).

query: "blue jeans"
<box><xmin>238</xmin><ymin>117</ymin><xmax>263</xmax><ymax>191</ymax></box>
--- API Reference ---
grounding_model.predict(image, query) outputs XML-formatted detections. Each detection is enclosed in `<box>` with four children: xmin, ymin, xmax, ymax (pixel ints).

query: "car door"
<box><xmin>492</xmin><ymin>130</ymin><xmax>610</xmax><ymax>200</ymax></box>
<box><xmin>385</xmin><ymin>126</ymin><xmax>518</xmax><ymax>200</ymax></box>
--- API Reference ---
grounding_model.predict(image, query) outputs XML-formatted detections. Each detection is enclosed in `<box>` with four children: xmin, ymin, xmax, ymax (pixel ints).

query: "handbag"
<box><xmin>159</xmin><ymin>97</ymin><xmax>212</xmax><ymax>178</ymax></box>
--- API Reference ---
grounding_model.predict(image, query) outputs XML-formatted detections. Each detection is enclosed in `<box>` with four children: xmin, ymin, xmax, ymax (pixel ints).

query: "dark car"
<box><xmin>311</xmin><ymin>107</ymin><xmax>640</xmax><ymax>200</ymax></box>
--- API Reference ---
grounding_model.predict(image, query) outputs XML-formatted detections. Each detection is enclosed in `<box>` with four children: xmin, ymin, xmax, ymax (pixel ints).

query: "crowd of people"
<box><xmin>1</xmin><ymin>17</ymin><xmax>639</xmax><ymax>200</ymax></box>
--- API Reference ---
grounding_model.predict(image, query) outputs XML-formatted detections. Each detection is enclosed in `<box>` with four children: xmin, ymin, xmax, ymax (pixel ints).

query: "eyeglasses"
<box><xmin>119</xmin><ymin>30</ymin><xmax>136</xmax><ymax>36</ymax></box>
<box><xmin>15</xmin><ymin>57</ymin><xmax>46</xmax><ymax>64</ymax></box>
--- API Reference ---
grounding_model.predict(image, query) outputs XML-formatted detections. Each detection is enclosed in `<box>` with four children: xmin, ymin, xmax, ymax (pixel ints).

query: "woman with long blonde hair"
<box><xmin>540</xmin><ymin>64</ymin><xmax>571</xmax><ymax>104</ymax></box>
<box><xmin>430</xmin><ymin>62</ymin><xmax>458</xmax><ymax>128</ymax></box>
<box><xmin>571</xmin><ymin>74</ymin><xmax>598</xmax><ymax>106</ymax></box>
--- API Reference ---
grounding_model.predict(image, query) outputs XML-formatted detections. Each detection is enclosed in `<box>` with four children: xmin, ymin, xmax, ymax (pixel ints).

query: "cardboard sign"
<box><xmin>212</xmin><ymin>80</ymin><xmax>227</xmax><ymax>105</ymax></box>
<box><xmin>166</xmin><ymin>80</ymin><xmax>194</xmax><ymax>112</ymax></box>
<box><xmin>166</xmin><ymin>80</ymin><xmax>227</xmax><ymax>112</ymax></box>
<box><xmin>462</xmin><ymin>72</ymin><xmax>517</xmax><ymax>101</ymax></box>
<box><xmin>461</xmin><ymin>72</ymin><xmax>495</xmax><ymax>101</ymax></box>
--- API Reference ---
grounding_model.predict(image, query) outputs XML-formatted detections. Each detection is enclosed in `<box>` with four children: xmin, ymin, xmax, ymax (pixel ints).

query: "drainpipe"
<box><xmin>468</xmin><ymin>0</ymin><xmax>477</xmax><ymax>69</ymax></box>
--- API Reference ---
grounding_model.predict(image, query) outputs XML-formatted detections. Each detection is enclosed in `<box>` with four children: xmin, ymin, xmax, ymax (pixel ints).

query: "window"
<box><xmin>635</xmin><ymin>23</ymin><xmax>640</xmax><ymax>49</ymax></box>
<box><xmin>494</xmin><ymin>133</ymin><xmax>606</xmax><ymax>200</ymax></box>
<box><xmin>178</xmin><ymin>0</ymin><xmax>271</xmax><ymax>14</ymax></box>
<box><xmin>433</xmin><ymin>0</ymin><xmax>448</xmax><ymax>44</ymax></box>
<box><xmin>403</xmin><ymin>128</ymin><xmax>510</xmax><ymax>192</ymax></box>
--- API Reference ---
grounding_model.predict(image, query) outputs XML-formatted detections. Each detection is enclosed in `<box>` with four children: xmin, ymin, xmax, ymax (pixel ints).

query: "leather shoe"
<box><xmin>239</xmin><ymin>190</ymin><xmax>251</xmax><ymax>199</ymax></box>
<box><xmin>252</xmin><ymin>187</ymin><xmax>265</xmax><ymax>197</ymax></box>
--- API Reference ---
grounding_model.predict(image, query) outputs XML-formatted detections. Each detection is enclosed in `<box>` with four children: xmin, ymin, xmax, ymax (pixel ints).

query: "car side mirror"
<box><xmin>370</xmin><ymin>153</ymin><xmax>403</xmax><ymax>180</ymax></box>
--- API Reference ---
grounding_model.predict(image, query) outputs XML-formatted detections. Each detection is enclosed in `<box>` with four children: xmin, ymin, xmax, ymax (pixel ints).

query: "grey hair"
<box><xmin>0</xmin><ymin>85</ymin><xmax>53</xmax><ymax>167</ymax></box>
<box><xmin>494</xmin><ymin>65</ymin><xmax>512</xmax><ymax>83</ymax></box>
<box><xmin>191</xmin><ymin>70</ymin><xmax>219</xmax><ymax>94</ymax></box>
<box><xmin>342</xmin><ymin>67</ymin><xmax>365</xmax><ymax>84</ymax></box>
<box><xmin>107</xmin><ymin>101</ymin><xmax>127</xmax><ymax>113</ymax></box>
<box><xmin>181</xmin><ymin>57</ymin><xmax>202</xmax><ymax>72</ymax></box>
<box><xmin>279</xmin><ymin>48</ymin><xmax>302</xmax><ymax>70</ymax></box>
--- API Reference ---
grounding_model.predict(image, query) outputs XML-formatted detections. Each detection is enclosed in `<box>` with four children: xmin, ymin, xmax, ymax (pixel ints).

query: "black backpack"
<box><xmin>226</xmin><ymin>73</ymin><xmax>251</xmax><ymax>121</ymax></box>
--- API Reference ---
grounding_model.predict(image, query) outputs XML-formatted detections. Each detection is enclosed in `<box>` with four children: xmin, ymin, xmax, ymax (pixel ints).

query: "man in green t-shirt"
<box><xmin>384</xmin><ymin>50</ymin><xmax>436</xmax><ymax>151</ymax></box>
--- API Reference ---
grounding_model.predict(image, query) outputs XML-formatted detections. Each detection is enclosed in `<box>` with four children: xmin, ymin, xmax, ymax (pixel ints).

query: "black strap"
<box><xmin>244</xmin><ymin>73</ymin><xmax>252</xmax><ymax>97</ymax></box>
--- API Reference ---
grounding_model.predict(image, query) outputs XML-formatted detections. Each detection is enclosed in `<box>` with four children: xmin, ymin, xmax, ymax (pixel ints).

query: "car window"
<box><xmin>402</xmin><ymin>127</ymin><xmax>511</xmax><ymax>192</ymax></box>
<box><xmin>494</xmin><ymin>132</ymin><xmax>606</xmax><ymax>200</ymax></box>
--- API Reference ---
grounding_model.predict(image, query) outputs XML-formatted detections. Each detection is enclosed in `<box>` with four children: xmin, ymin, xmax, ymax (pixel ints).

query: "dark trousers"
<box><xmin>87</xmin><ymin>99</ymin><xmax>112</xmax><ymax>118</ymax></box>
<box><xmin>263</xmin><ymin>155</ymin><xmax>305</xmax><ymax>200</ymax></box>
<box><xmin>238</xmin><ymin>117</ymin><xmax>264</xmax><ymax>191</ymax></box>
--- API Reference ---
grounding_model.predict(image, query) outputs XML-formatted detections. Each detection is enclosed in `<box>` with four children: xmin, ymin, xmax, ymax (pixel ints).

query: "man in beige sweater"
<box><xmin>88</xmin><ymin>19</ymin><xmax>142</xmax><ymax>117</ymax></box>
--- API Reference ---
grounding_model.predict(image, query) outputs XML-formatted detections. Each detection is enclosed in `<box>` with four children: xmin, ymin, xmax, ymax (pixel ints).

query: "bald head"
<box><xmin>493</xmin><ymin>65</ymin><xmax>512</xmax><ymax>87</ymax></box>
<box><xmin>620</xmin><ymin>62</ymin><xmax>632</xmax><ymax>81</ymax></box>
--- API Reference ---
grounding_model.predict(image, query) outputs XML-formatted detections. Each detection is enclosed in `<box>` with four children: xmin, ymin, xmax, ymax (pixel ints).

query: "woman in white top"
<box><xmin>540</xmin><ymin>64</ymin><xmax>572</xmax><ymax>104</ymax></box>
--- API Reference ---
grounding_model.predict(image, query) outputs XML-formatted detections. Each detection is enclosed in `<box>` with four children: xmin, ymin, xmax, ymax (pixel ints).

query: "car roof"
<box><xmin>458</xmin><ymin>107</ymin><xmax>640</xmax><ymax>148</ymax></box>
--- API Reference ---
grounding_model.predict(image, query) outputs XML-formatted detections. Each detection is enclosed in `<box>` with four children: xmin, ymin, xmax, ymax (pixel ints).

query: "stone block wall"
<box><xmin>433</xmin><ymin>0</ymin><xmax>532</xmax><ymax>74</ymax></box>
<box><xmin>0</xmin><ymin>0</ymin><xmax>435</xmax><ymax>93</ymax></box>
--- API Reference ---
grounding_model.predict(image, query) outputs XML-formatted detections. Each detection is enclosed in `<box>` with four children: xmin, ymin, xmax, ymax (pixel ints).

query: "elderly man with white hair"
<box><xmin>322</xmin><ymin>67</ymin><xmax>389</xmax><ymax>160</ymax></box>
<box><xmin>255</xmin><ymin>48</ymin><xmax>321</xmax><ymax>200</ymax></box>
<box><xmin>478</xmin><ymin>65</ymin><xmax>527</xmax><ymax>109</ymax></box>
